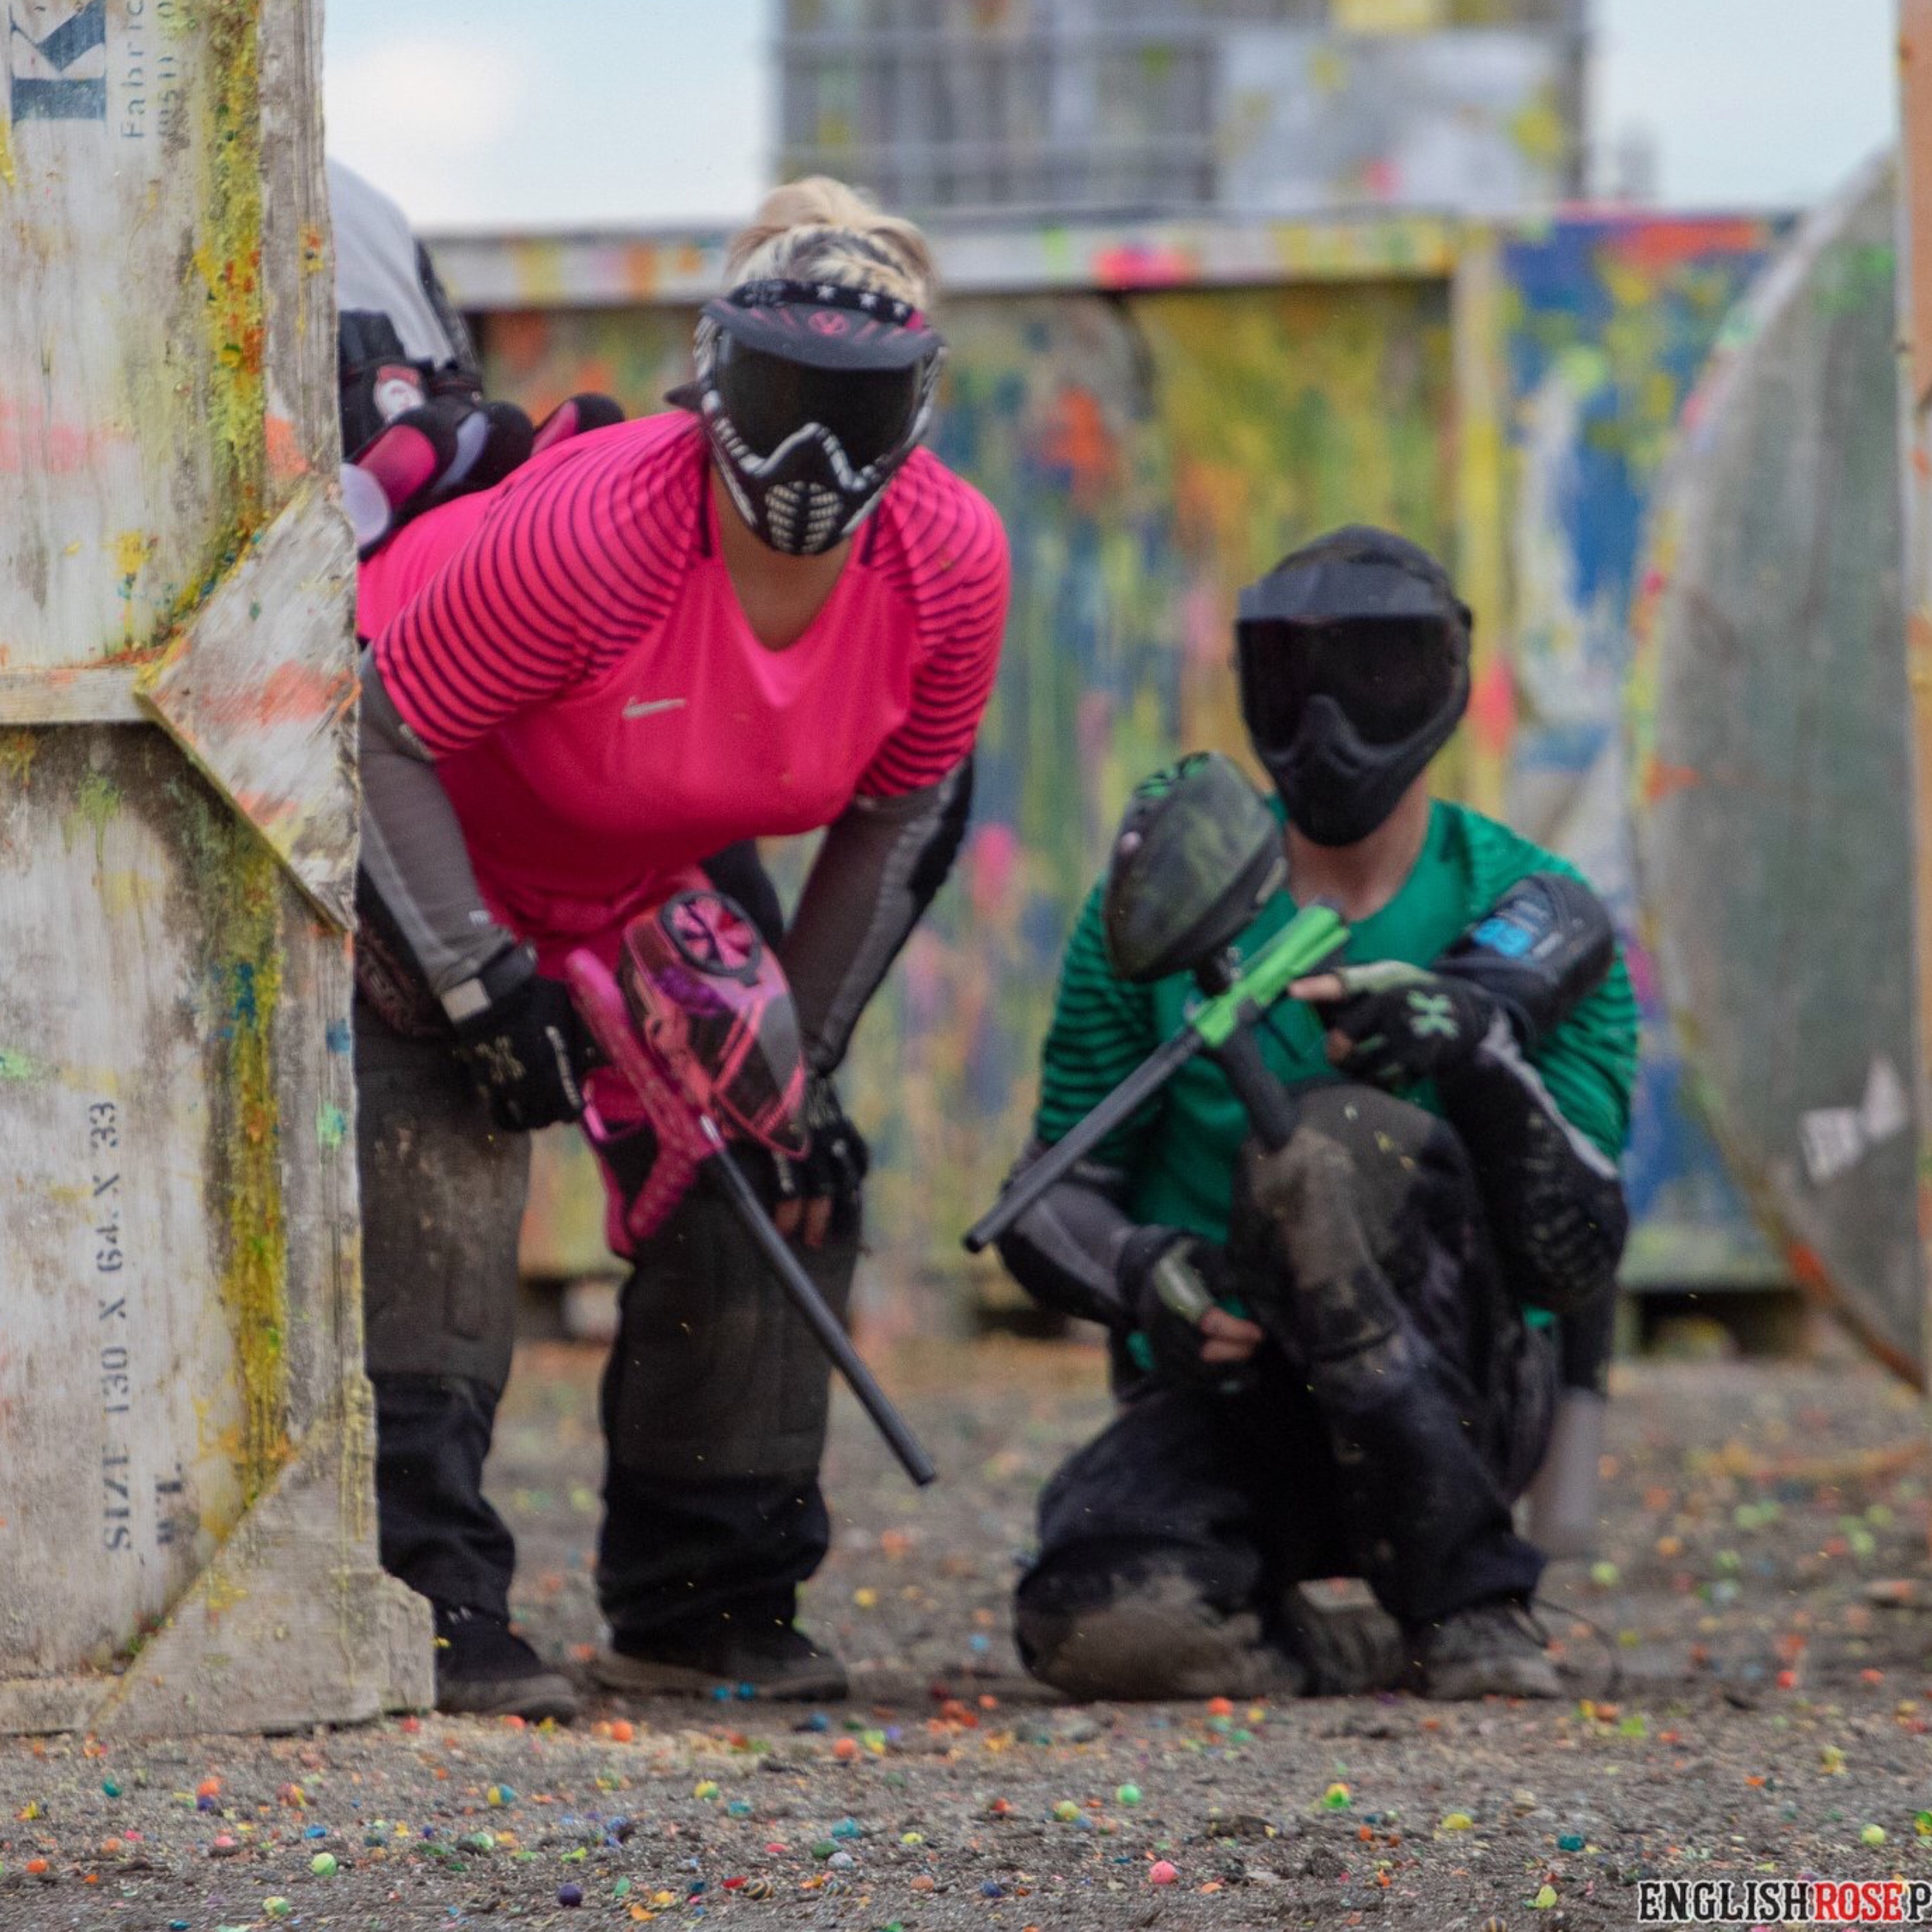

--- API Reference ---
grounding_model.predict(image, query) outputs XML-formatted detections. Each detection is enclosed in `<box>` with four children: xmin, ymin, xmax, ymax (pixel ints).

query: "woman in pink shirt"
<box><xmin>354</xmin><ymin>179</ymin><xmax>1009</xmax><ymax>1720</ymax></box>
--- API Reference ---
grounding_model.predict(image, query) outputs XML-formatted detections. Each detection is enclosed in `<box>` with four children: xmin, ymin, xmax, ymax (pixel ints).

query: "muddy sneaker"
<box><xmin>594</xmin><ymin>1625</ymin><xmax>849</xmax><ymax>1702</ymax></box>
<box><xmin>1276</xmin><ymin>1585</ymin><xmax>1407</xmax><ymax>1696</ymax></box>
<box><xmin>1406</xmin><ymin>1598</ymin><xmax>1560</xmax><ymax>1701</ymax></box>
<box><xmin>434</xmin><ymin>1604</ymin><xmax>580</xmax><ymax>1723</ymax></box>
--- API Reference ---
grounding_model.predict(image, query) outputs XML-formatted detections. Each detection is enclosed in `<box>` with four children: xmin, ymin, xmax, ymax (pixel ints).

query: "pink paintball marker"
<box><xmin>566</xmin><ymin>889</ymin><xmax>936</xmax><ymax>1488</ymax></box>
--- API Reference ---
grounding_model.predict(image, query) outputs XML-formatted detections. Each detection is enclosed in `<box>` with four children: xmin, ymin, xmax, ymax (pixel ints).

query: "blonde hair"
<box><xmin>726</xmin><ymin>176</ymin><xmax>937</xmax><ymax>311</ymax></box>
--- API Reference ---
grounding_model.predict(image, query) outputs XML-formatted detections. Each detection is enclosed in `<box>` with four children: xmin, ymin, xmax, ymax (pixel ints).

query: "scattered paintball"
<box><xmin>0</xmin><ymin>1343</ymin><xmax>1917</xmax><ymax>1928</ymax></box>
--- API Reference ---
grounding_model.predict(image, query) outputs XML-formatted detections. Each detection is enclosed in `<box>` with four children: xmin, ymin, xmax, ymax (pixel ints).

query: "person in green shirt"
<box><xmin>996</xmin><ymin>527</ymin><xmax>1638</xmax><ymax>1702</ymax></box>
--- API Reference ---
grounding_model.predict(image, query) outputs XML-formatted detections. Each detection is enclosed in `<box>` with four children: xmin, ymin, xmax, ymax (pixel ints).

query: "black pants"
<box><xmin>357</xmin><ymin>1001</ymin><xmax>530</xmax><ymax>1619</ymax></box>
<box><xmin>594</xmin><ymin>1160</ymin><xmax>859</xmax><ymax>1650</ymax></box>
<box><xmin>1016</xmin><ymin>1085</ymin><xmax>1555</xmax><ymax>1692</ymax></box>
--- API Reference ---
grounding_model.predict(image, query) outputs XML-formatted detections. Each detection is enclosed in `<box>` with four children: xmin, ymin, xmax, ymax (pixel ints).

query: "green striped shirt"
<box><xmin>1035</xmin><ymin>798</ymin><xmax>1639</xmax><ymax>1243</ymax></box>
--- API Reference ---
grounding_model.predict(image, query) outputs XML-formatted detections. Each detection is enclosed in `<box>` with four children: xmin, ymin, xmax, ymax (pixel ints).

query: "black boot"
<box><xmin>434</xmin><ymin>1603</ymin><xmax>579</xmax><ymax>1722</ymax></box>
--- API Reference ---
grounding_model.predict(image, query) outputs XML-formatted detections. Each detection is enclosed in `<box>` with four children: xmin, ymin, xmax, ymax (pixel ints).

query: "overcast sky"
<box><xmin>321</xmin><ymin>0</ymin><xmax>1896</xmax><ymax>232</ymax></box>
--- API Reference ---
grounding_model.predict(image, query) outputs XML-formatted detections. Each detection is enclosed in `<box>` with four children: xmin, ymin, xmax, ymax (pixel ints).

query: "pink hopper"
<box><xmin>566</xmin><ymin>890</ymin><xmax>805</xmax><ymax>1247</ymax></box>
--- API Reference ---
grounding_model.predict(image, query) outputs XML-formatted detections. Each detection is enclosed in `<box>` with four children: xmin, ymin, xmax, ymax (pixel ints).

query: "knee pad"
<box><xmin>356</xmin><ymin>1014</ymin><xmax>530</xmax><ymax>1394</ymax></box>
<box><xmin>1016</xmin><ymin>1552</ymin><xmax>1301</xmax><ymax>1702</ymax></box>
<box><xmin>603</xmin><ymin>1181</ymin><xmax>859</xmax><ymax>1483</ymax></box>
<box><xmin>1243</xmin><ymin>1086</ymin><xmax>1461</xmax><ymax>1257</ymax></box>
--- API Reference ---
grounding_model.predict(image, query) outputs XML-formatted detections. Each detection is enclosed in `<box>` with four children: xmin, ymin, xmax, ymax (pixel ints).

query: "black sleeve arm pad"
<box><xmin>357</xmin><ymin>650</ymin><xmax>516</xmax><ymax>1007</ymax></box>
<box><xmin>701</xmin><ymin>841</ymin><xmax>787</xmax><ymax>950</ymax></box>
<box><xmin>1436</xmin><ymin>871</ymin><xmax>1616</xmax><ymax>1053</ymax></box>
<box><xmin>1436</xmin><ymin>1015</ymin><xmax>1630</xmax><ymax>1321</ymax></box>
<box><xmin>991</xmin><ymin>1138</ymin><xmax>1147</xmax><ymax>1331</ymax></box>
<box><xmin>780</xmin><ymin>758</ymin><xmax>974</xmax><ymax>1077</ymax></box>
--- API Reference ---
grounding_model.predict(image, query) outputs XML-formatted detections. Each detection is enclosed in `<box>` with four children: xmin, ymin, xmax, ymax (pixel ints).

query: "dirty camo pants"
<box><xmin>1015</xmin><ymin>1084</ymin><xmax>1556</xmax><ymax>1699</ymax></box>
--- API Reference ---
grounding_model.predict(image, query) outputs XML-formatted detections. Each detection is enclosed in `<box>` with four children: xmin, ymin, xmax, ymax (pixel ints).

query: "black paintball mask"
<box><xmin>673</xmin><ymin>277</ymin><xmax>947</xmax><ymax>556</ymax></box>
<box><xmin>1236</xmin><ymin>527</ymin><xmax>1471</xmax><ymax>848</ymax></box>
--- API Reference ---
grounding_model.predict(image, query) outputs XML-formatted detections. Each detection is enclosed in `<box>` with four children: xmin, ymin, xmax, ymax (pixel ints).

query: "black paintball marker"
<box><xmin>965</xmin><ymin>751</ymin><xmax>1349</xmax><ymax>1257</ymax></box>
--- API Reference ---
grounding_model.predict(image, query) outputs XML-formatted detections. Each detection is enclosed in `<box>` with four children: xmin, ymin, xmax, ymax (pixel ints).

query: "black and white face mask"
<box><xmin>680</xmin><ymin>279</ymin><xmax>947</xmax><ymax>556</ymax></box>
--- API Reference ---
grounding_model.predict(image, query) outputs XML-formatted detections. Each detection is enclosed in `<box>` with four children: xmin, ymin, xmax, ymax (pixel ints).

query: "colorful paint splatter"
<box><xmin>1502</xmin><ymin>214</ymin><xmax>1786</xmax><ymax>1281</ymax></box>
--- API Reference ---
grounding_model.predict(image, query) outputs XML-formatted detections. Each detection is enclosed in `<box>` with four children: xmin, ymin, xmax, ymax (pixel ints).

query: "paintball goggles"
<box><xmin>966</xmin><ymin>753</ymin><xmax>1349</xmax><ymax>1253</ymax></box>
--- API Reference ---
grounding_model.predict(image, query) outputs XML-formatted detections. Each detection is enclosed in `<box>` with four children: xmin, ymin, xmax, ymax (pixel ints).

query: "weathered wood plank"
<box><xmin>0</xmin><ymin>16</ymin><xmax>229</xmax><ymax>668</ymax></box>
<box><xmin>0</xmin><ymin>668</ymin><xmax>143</xmax><ymax>724</ymax></box>
<box><xmin>139</xmin><ymin>490</ymin><xmax>360</xmax><ymax>929</ymax></box>
<box><xmin>0</xmin><ymin>732</ymin><xmax>252</xmax><ymax>1672</ymax></box>
<box><xmin>1899</xmin><ymin>0</ymin><xmax>1932</xmax><ymax>1526</ymax></box>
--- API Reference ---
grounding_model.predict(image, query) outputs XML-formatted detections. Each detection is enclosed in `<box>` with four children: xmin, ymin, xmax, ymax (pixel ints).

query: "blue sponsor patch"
<box><xmin>1470</xmin><ymin>915</ymin><xmax>1535</xmax><ymax>958</ymax></box>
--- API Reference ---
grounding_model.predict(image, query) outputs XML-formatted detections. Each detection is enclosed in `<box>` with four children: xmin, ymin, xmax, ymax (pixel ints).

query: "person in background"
<box><xmin>331</xmin><ymin>158</ymin><xmax>622</xmax><ymax>561</ymax></box>
<box><xmin>350</xmin><ymin>177</ymin><xmax>1009</xmax><ymax>1719</ymax></box>
<box><xmin>994</xmin><ymin>528</ymin><xmax>1635</xmax><ymax>1702</ymax></box>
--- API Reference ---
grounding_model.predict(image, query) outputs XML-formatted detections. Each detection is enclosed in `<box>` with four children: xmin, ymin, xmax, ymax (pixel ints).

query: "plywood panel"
<box><xmin>0</xmin><ymin>0</ymin><xmax>426</xmax><ymax>1730</ymax></box>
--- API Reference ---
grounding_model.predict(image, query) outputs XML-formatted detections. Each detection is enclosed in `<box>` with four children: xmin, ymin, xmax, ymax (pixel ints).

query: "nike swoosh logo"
<box><xmin>623</xmin><ymin>698</ymin><xmax>687</xmax><ymax>719</ymax></box>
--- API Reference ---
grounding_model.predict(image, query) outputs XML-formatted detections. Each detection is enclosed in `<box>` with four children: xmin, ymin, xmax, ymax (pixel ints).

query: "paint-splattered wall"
<box><xmin>474</xmin><ymin>211</ymin><xmax>1788</xmax><ymax>1291</ymax></box>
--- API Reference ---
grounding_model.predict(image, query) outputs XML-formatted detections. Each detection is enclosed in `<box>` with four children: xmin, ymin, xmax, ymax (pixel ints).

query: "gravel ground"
<box><xmin>4</xmin><ymin>1325</ymin><xmax>1931</xmax><ymax>1930</ymax></box>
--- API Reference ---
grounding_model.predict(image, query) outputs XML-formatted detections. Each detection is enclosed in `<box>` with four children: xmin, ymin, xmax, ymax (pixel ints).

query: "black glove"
<box><xmin>1303</xmin><ymin>961</ymin><xmax>1500</xmax><ymax>1091</ymax></box>
<box><xmin>532</xmin><ymin>390</ymin><xmax>626</xmax><ymax>457</ymax></box>
<box><xmin>451</xmin><ymin>954</ymin><xmax>586</xmax><ymax>1131</ymax></box>
<box><xmin>774</xmin><ymin>1074</ymin><xmax>869</xmax><ymax>1229</ymax></box>
<box><xmin>1118</xmin><ymin>1226</ymin><xmax>1250</xmax><ymax>1390</ymax></box>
